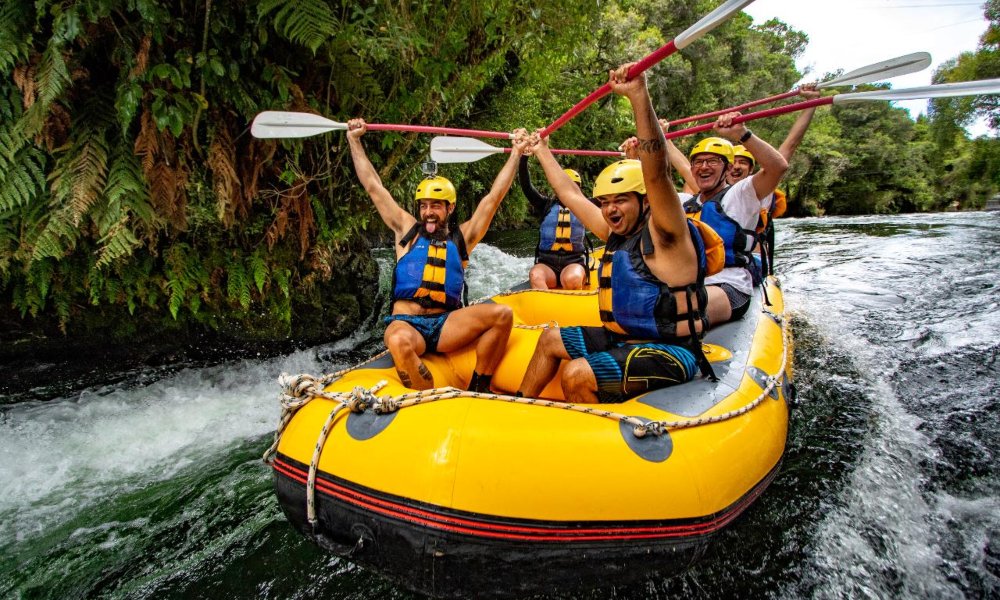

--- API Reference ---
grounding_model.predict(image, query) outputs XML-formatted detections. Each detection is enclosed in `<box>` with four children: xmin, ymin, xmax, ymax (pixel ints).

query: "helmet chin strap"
<box><xmin>624</xmin><ymin>194</ymin><xmax>648</xmax><ymax>237</ymax></box>
<box><xmin>702</xmin><ymin>165</ymin><xmax>729</xmax><ymax>199</ymax></box>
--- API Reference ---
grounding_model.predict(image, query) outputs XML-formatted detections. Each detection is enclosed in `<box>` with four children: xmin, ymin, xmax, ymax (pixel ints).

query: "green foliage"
<box><xmin>0</xmin><ymin>0</ymin><xmax>994</xmax><ymax>345</ymax></box>
<box><xmin>258</xmin><ymin>0</ymin><xmax>338</xmax><ymax>55</ymax></box>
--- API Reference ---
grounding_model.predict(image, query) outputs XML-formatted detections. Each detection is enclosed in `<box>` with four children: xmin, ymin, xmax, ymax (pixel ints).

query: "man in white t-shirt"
<box><xmin>682</xmin><ymin>113</ymin><xmax>787</xmax><ymax>326</ymax></box>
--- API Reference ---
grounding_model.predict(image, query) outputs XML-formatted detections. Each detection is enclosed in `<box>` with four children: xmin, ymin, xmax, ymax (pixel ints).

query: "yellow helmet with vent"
<box><xmin>415</xmin><ymin>176</ymin><xmax>456</xmax><ymax>204</ymax></box>
<box><xmin>592</xmin><ymin>160</ymin><xmax>645</xmax><ymax>198</ymax></box>
<box><xmin>732</xmin><ymin>144</ymin><xmax>755</xmax><ymax>167</ymax></box>
<box><xmin>563</xmin><ymin>169</ymin><xmax>582</xmax><ymax>184</ymax></box>
<box><xmin>688</xmin><ymin>137</ymin><xmax>734</xmax><ymax>164</ymax></box>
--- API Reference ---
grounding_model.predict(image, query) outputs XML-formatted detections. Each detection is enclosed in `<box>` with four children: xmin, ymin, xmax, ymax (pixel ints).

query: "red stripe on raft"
<box><xmin>273</xmin><ymin>457</ymin><xmax>776</xmax><ymax>542</ymax></box>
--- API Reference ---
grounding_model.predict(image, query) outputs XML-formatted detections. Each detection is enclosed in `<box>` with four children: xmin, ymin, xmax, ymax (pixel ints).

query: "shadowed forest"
<box><xmin>1</xmin><ymin>0</ymin><xmax>998</xmax><ymax>355</ymax></box>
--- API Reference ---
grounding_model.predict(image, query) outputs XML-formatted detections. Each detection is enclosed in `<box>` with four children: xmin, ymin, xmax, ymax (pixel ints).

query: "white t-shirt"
<box><xmin>695</xmin><ymin>177</ymin><xmax>761</xmax><ymax>296</ymax></box>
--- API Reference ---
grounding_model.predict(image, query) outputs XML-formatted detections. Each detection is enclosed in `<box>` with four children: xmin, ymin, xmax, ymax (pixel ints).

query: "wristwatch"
<box><xmin>739</xmin><ymin>129</ymin><xmax>753</xmax><ymax>143</ymax></box>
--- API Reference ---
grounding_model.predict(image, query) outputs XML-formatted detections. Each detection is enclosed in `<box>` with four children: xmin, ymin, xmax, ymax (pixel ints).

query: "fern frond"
<box><xmin>104</xmin><ymin>140</ymin><xmax>156</xmax><ymax>227</ymax></box>
<box><xmin>95</xmin><ymin>215</ymin><xmax>140</xmax><ymax>268</ymax></box>
<box><xmin>166</xmin><ymin>275</ymin><xmax>185</xmax><ymax>319</ymax></box>
<box><xmin>207</xmin><ymin>126</ymin><xmax>240</xmax><ymax>227</ymax></box>
<box><xmin>0</xmin><ymin>143</ymin><xmax>46</xmax><ymax>213</ymax></box>
<box><xmin>258</xmin><ymin>0</ymin><xmax>339</xmax><ymax>54</ymax></box>
<box><xmin>0</xmin><ymin>2</ymin><xmax>32</xmax><ymax>74</ymax></box>
<box><xmin>227</xmin><ymin>260</ymin><xmax>251</xmax><ymax>309</ymax></box>
<box><xmin>250</xmin><ymin>253</ymin><xmax>269</xmax><ymax>293</ymax></box>
<box><xmin>17</xmin><ymin>43</ymin><xmax>72</xmax><ymax>140</ymax></box>
<box><xmin>30</xmin><ymin>205</ymin><xmax>81</xmax><ymax>261</ymax></box>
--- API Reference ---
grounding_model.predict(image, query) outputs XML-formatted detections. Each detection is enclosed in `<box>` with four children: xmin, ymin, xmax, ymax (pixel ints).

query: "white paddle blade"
<box><xmin>250</xmin><ymin>111</ymin><xmax>347</xmax><ymax>139</ymax></box>
<box><xmin>820</xmin><ymin>52</ymin><xmax>932</xmax><ymax>89</ymax></box>
<box><xmin>834</xmin><ymin>79</ymin><xmax>1000</xmax><ymax>103</ymax></box>
<box><xmin>430</xmin><ymin>136</ymin><xmax>504</xmax><ymax>163</ymax></box>
<box><xmin>675</xmin><ymin>0</ymin><xmax>757</xmax><ymax>50</ymax></box>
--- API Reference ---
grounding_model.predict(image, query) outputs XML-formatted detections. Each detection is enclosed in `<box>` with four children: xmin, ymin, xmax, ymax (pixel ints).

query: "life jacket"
<box><xmin>538</xmin><ymin>201</ymin><xmax>586</xmax><ymax>254</ymax></box>
<box><xmin>392</xmin><ymin>223</ymin><xmax>469</xmax><ymax>311</ymax></box>
<box><xmin>756</xmin><ymin>188</ymin><xmax>786</xmax><ymax>280</ymax></box>
<box><xmin>756</xmin><ymin>189</ymin><xmax>787</xmax><ymax>233</ymax></box>
<box><xmin>687</xmin><ymin>186</ymin><xmax>758</xmax><ymax>269</ymax></box>
<box><xmin>597</xmin><ymin>218</ymin><xmax>716</xmax><ymax>379</ymax></box>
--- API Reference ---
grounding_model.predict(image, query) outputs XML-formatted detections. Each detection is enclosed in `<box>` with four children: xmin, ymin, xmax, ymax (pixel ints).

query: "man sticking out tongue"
<box><xmin>345</xmin><ymin>118</ymin><xmax>529</xmax><ymax>393</ymax></box>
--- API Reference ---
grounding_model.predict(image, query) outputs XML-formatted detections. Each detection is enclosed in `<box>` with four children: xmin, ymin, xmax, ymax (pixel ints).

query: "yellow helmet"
<box><xmin>689</xmin><ymin>137</ymin><xmax>734</xmax><ymax>164</ymax></box>
<box><xmin>415</xmin><ymin>176</ymin><xmax>456</xmax><ymax>204</ymax></box>
<box><xmin>592</xmin><ymin>160</ymin><xmax>645</xmax><ymax>198</ymax></box>
<box><xmin>563</xmin><ymin>168</ymin><xmax>582</xmax><ymax>184</ymax></box>
<box><xmin>732</xmin><ymin>144</ymin><xmax>755</xmax><ymax>168</ymax></box>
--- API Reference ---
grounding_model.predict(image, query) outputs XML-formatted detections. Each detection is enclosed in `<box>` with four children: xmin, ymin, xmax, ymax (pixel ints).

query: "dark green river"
<box><xmin>2</xmin><ymin>212</ymin><xmax>998</xmax><ymax>598</ymax></box>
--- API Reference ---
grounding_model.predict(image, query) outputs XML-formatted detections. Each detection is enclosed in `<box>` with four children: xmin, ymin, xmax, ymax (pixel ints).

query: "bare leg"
<box><xmin>559</xmin><ymin>263</ymin><xmax>587</xmax><ymax>290</ymax></box>
<box><xmin>560</xmin><ymin>358</ymin><xmax>599</xmax><ymax>403</ymax></box>
<box><xmin>384</xmin><ymin>320</ymin><xmax>433</xmax><ymax>390</ymax></box>
<box><xmin>529</xmin><ymin>263</ymin><xmax>558</xmax><ymax>290</ymax></box>
<box><xmin>705</xmin><ymin>285</ymin><xmax>733</xmax><ymax>329</ymax></box>
<box><xmin>437</xmin><ymin>304</ymin><xmax>514</xmax><ymax>378</ymax></box>
<box><xmin>518</xmin><ymin>327</ymin><xmax>572</xmax><ymax>397</ymax></box>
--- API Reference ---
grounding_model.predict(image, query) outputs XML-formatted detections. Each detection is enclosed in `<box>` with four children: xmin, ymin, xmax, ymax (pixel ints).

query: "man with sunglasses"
<box><xmin>682</xmin><ymin>115</ymin><xmax>787</xmax><ymax>326</ymax></box>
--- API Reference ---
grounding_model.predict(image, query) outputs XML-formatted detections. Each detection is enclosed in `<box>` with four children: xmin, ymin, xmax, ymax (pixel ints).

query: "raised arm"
<box><xmin>714</xmin><ymin>112</ymin><xmax>788</xmax><ymax>201</ymax></box>
<box><xmin>460</xmin><ymin>129</ymin><xmax>528</xmax><ymax>252</ymax></box>
<box><xmin>531</xmin><ymin>134</ymin><xmax>608</xmax><ymax>240</ymax></box>
<box><xmin>607</xmin><ymin>64</ymin><xmax>688</xmax><ymax>244</ymax></box>
<box><xmin>518</xmin><ymin>156</ymin><xmax>549</xmax><ymax>213</ymax></box>
<box><xmin>778</xmin><ymin>84</ymin><xmax>820</xmax><ymax>161</ymax></box>
<box><xmin>346</xmin><ymin>119</ymin><xmax>414</xmax><ymax>236</ymax></box>
<box><xmin>661</xmin><ymin>120</ymin><xmax>698</xmax><ymax>194</ymax></box>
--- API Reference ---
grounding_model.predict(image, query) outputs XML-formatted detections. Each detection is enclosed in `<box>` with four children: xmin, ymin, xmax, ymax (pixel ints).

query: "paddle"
<box><xmin>664</xmin><ymin>78</ymin><xmax>1000</xmax><ymax>140</ymax></box>
<box><xmin>669</xmin><ymin>51</ymin><xmax>933</xmax><ymax>126</ymax></box>
<box><xmin>539</xmin><ymin>0</ymin><xmax>757</xmax><ymax>138</ymax></box>
<box><xmin>250</xmin><ymin>111</ymin><xmax>511</xmax><ymax>140</ymax></box>
<box><xmin>431</xmin><ymin>136</ymin><xmax>623</xmax><ymax>164</ymax></box>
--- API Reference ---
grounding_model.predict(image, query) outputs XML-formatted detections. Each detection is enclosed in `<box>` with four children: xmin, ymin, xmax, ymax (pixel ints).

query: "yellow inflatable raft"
<box><xmin>268</xmin><ymin>269</ymin><xmax>793</xmax><ymax>598</ymax></box>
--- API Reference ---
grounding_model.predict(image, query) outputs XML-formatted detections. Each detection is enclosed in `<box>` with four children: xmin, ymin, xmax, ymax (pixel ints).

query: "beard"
<box><xmin>422</xmin><ymin>220</ymin><xmax>449</xmax><ymax>241</ymax></box>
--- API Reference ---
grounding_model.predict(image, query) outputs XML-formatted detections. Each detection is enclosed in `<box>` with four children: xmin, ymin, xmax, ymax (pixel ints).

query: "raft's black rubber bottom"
<box><xmin>273</xmin><ymin>453</ymin><xmax>780</xmax><ymax>599</ymax></box>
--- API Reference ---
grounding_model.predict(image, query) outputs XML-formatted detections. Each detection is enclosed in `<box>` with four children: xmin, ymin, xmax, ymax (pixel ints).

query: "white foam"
<box><xmin>0</xmin><ymin>345</ymin><xmax>351</xmax><ymax>543</ymax></box>
<box><xmin>465</xmin><ymin>243</ymin><xmax>533</xmax><ymax>300</ymax></box>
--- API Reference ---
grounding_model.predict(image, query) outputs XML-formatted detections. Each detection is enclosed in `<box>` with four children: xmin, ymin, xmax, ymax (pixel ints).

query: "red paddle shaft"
<box><xmin>366</xmin><ymin>123</ymin><xmax>510</xmax><ymax>139</ymax></box>
<box><xmin>540</xmin><ymin>41</ymin><xmax>681</xmax><ymax>138</ymax></box>
<box><xmin>664</xmin><ymin>96</ymin><xmax>833</xmax><ymax>140</ymax></box>
<box><xmin>669</xmin><ymin>90</ymin><xmax>803</xmax><ymax>126</ymax></box>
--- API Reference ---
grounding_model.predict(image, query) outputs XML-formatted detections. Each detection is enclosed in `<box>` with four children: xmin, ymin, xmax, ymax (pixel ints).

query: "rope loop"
<box><xmin>634</xmin><ymin>421</ymin><xmax>666</xmax><ymax>438</ymax></box>
<box><xmin>373</xmin><ymin>396</ymin><xmax>401</xmax><ymax>414</ymax></box>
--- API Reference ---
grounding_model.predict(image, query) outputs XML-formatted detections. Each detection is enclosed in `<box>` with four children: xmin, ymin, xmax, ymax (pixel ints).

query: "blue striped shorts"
<box><xmin>560</xmin><ymin>326</ymin><xmax>697</xmax><ymax>403</ymax></box>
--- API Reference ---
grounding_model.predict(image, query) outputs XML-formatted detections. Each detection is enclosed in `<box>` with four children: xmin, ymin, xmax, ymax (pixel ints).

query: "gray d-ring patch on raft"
<box><xmin>346</xmin><ymin>410</ymin><xmax>398</xmax><ymax>440</ymax></box>
<box><xmin>746</xmin><ymin>366</ymin><xmax>780</xmax><ymax>400</ymax></box>
<box><xmin>619</xmin><ymin>417</ymin><xmax>673</xmax><ymax>463</ymax></box>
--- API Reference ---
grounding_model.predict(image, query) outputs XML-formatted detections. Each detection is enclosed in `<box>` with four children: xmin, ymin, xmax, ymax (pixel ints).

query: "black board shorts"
<box><xmin>536</xmin><ymin>250</ymin><xmax>587</xmax><ymax>286</ymax></box>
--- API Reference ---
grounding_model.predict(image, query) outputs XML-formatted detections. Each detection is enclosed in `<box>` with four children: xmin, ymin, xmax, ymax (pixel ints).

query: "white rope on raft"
<box><xmin>262</xmin><ymin>303</ymin><xmax>791</xmax><ymax>527</ymax></box>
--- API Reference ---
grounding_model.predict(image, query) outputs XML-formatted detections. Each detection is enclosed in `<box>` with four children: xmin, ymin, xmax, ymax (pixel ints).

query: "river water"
<box><xmin>1</xmin><ymin>212</ymin><xmax>998</xmax><ymax>599</ymax></box>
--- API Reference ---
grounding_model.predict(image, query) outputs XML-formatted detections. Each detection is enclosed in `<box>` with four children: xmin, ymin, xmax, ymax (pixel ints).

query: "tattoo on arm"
<box><xmin>397</xmin><ymin>369</ymin><xmax>413</xmax><ymax>387</ymax></box>
<box><xmin>635</xmin><ymin>137</ymin><xmax>665</xmax><ymax>153</ymax></box>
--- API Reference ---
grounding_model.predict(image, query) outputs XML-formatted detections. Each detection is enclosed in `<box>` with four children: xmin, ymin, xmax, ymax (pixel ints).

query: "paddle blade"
<box><xmin>819</xmin><ymin>52</ymin><xmax>932</xmax><ymax>89</ymax></box>
<box><xmin>675</xmin><ymin>0</ymin><xmax>756</xmax><ymax>50</ymax></box>
<box><xmin>250</xmin><ymin>111</ymin><xmax>347</xmax><ymax>139</ymax></box>
<box><xmin>430</xmin><ymin>136</ymin><xmax>505</xmax><ymax>163</ymax></box>
<box><xmin>833</xmin><ymin>79</ymin><xmax>1000</xmax><ymax>103</ymax></box>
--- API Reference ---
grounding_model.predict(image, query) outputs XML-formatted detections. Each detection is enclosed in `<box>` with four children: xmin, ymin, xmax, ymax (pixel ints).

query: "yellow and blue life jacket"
<box><xmin>392</xmin><ymin>223</ymin><xmax>469</xmax><ymax>311</ymax></box>
<box><xmin>538</xmin><ymin>202</ymin><xmax>586</xmax><ymax>254</ymax></box>
<box><xmin>597</xmin><ymin>218</ymin><xmax>716</xmax><ymax>378</ymax></box>
<box><xmin>684</xmin><ymin>186</ymin><xmax>758</xmax><ymax>270</ymax></box>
